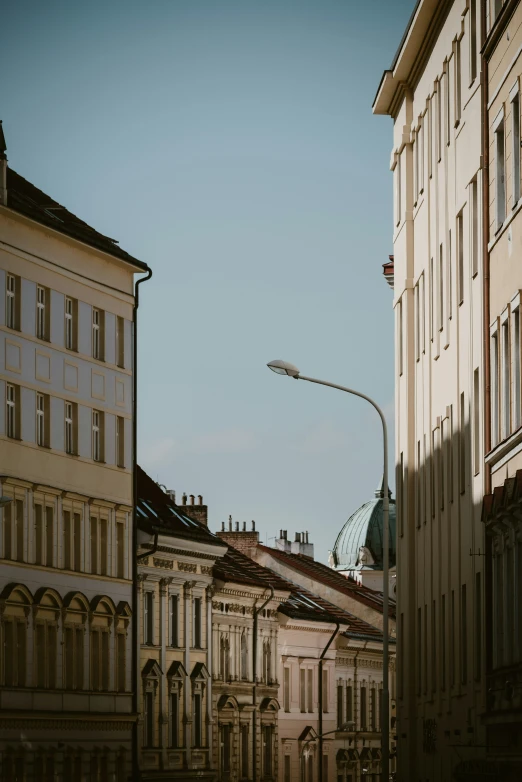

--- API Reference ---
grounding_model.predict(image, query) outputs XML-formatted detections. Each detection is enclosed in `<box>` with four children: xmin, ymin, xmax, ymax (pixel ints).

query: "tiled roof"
<box><xmin>137</xmin><ymin>466</ymin><xmax>226</xmax><ymax>547</ymax></box>
<box><xmin>257</xmin><ymin>545</ymin><xmax>396</xmax><ymax>620</ymax></box>
<box><xmin>214</xmin><ymin>547</ymin><xmax>386</xmax><ymax>641</ymax></box>
<box><xmin>5</xmin><ymin>167</ymin><xmax>148</xmax><ymax>270</ymax></box>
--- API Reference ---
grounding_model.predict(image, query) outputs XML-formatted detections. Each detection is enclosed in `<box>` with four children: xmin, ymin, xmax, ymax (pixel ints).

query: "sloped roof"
<box><xmin>258</xmin><ymin>544</ymin><xmax>396</xmax><ymax>620</ymax></box>
<box><xmin>215</xmin><ymin>547</ymin><xmax>385</xmax><ymax>641</ymax></box>
<box><xmin>5</xmin><ymin>167</ymin><xmax>148</xmax><ymax>270</ymax></box>
<box><xmin>137</xmin><ymin>466</ymin><xmax>227</xmax><ymax>548</ymax></box>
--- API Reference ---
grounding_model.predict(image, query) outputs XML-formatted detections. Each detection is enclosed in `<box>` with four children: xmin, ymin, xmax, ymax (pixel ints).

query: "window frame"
<box><xmin>36</xmin><ymin>285</ymin><xmax>49</xmax><ymax>341</ymax></box>
<box><xmin>36</xmin><ymin>392</ymin><xmax>49</xmax><ymax>448</ymax></box>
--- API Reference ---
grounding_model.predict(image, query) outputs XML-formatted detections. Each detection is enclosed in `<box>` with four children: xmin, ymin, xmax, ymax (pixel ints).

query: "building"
<box><xmin>373</xmin><ymin>2</ymin><xmax>487</xmax><ymax>778</ymax></box>
<box><xmin>136</xmin><ymin>467</ymin><xmax>227</xmax><ymax>780</ymax></box>
<box><xmin>217</xmin><ymin>523</ymin><xmax>396</xmax><ymax>782</ymax></box>
<box><xmin>481</xmin><ymin>1</ymin><xmax>522</xmax><ymax>778</ymax></box>
<box><xmin>328</xmin><ymin>478</ymin><xmax>397</xmax><ymax>594</ymax></box>
<box><xmin>0</xmin><ymin>125</ymin><xmax>151</xmax><ymax>780</ymax></box>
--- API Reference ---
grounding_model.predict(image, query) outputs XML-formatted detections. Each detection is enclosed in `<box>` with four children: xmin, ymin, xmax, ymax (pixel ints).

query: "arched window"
<box><xmin>240</xmin><ymin>632</ymin><xmax>248</xmax><ymax>680</ymax></box>
<box><xmin>0</xmin><ymin>584</ymin><xmax>31</xmax><ymax>687</ymax></box>
<box><xmin>220</xmin><ymin>635</ymin><xmax>230</xmax><ymax>681</ymax></box>
<box><xmin>33</xmin><ymin>588</ymin><xmax>61</xmax><ymax>689</ymax></box>
<box><xmin>63</xmin><ymin>592</ymin><xmax>89</xmax><ymax>690</ymax></box>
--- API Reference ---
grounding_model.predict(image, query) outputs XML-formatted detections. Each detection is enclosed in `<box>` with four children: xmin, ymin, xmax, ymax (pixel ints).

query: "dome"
<box><xmin>329</xmin><ymin>478</ymin><xmax>396</xmax><ymax>572</ymax></box>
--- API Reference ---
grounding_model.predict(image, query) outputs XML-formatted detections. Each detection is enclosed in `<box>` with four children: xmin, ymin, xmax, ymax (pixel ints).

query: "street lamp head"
<box><xmin>0</xmin><ymin>496</ymin><xmax>13</xmax><ymax>509</ymax></box>
<box><xmin>267</xmin><ymin>359</ymin><xmax>300</xmax><ymax>378</ymax></box>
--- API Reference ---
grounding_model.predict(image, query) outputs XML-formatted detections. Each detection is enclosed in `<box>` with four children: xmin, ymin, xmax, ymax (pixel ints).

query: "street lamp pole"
<box><xmin>267</xmin><ymin>360</ymin><xmax>390</xmax><ymax>782</ymax></box>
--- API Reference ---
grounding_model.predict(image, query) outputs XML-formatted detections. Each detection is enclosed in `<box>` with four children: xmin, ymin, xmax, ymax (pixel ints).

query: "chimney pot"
<box><xmin>189</xmin><ymin>494</ymin><xmax>195</xmax><ymax>505</ymax></box>
<box><xmin>243</xmin><ymin>522</ymin><xmax>246</xmax><ymax>531</ymax></box>
<box><xmin>221</xmin><ymin>522</ymin><xmax>225</xmax><ymax>531</ymax></box>
<box><xmin>235</xmin><ymin>521</ymin><xmax>239</xmax><ymax>532</ymax></box>
<box><xmin>295</xmin><ymin>532</ymin><xmax>300</xmax><ymax>543</ymax></box>
<box><xmin>198</xmin><ymin>495</ymin><xmax>203</xmax><ymax>505</ymax></box>
<box><xmin>229</xmin><ymin>518</ymin><xmax>232</xmax><ymax>531</ymax></box>
<box><xmin>182</xmin><ymin>493</ymin><xmax>187</xmax><ymax>506</ymax></box>
<box><xmin>252</xmin><ymin>520</ymin><xmax>256</xmax><ymax>531</ymax></box>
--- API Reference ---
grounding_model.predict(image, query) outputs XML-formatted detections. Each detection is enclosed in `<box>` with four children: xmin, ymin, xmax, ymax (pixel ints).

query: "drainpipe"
<box><xmin>318</xmin><ymin>622</ymin><xmax>340</xmax><ymax>782</ymax></box>
<box><xmin>137</xmin><ymin>530</ymin><xmax>159</xmax><ymax>562</ymax></box>
<box><xmin>132</xmin><ymin>266</ymin><xmax>152</xmax><ymax>782</ymax></box>
<box><xmin>252</xmin><ymin>586</ymin><xmax>274</xmax><ymax>782</ymax></box>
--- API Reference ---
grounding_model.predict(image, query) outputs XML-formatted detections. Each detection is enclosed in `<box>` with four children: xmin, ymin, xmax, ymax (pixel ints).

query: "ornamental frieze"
<box><xmin>178</xmin><ymin>562</ymin><xmax>197</xmax><ymax>573</ymax></box>
<box><xmin>153</xmin><ymin>557</ymin><xmax>174</xmax><ymax>569</ymax></box>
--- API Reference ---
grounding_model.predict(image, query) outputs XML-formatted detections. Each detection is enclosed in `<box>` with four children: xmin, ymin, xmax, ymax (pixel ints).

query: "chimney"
<box><xmin>243</xmin><ymin>522</ymin><xmax>246</xmax><ymax>531</ymax></box>
<box><xmin>180</xmin><ymin>491</ymin><xmax>209</xmax><ymax>527</ymax></box>
<box><xmin>167</xmin><ymin>489</ymin><xmax>176</xmax><ymax>503</ymax></box>
<box><xmin>215</xmin><ymin>515</ymin><xmax>260</xmax><ymax>558</ymax></box>
<box><xmin>291</xmin><ymin>530</ymin><xmax>314</xmax><ymax>559</ymax></box>
<box><xmin>0</xmin><ymin>121</ymin><xmax>6</xmax><ymax>207</ymax></box>
<box><xmin>198</xmin><ymin>495</ymin><xmax>203</xmax><ymax>505</ymax></box>
<box><xmin>229</xmin><ymin>516</ymin><xmax>232</xmax><ymax>531</ymax></box>
<box><xmin>235</xmin><ymin>521</ymin><xmax>239</xmax><ymax>531</ymax></box>
<box><xmin>275</xmin><ymin>529</ymin><xmax>291</xmax><ymax>553</ymax></box>
<box><xmin>182</xmin><ymin>493</ymin><xmax>187</xmax><ymax>506</ymax></box>
<box><xmin>189</xmin><ymin>494</ymin><xmax>195</xmax><ymax>505</ymax></box>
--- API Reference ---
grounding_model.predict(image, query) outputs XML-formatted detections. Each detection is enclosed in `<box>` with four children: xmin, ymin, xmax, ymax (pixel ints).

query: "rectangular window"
<box><xmin>455</xmin><ymin>39</ymin><xmax>462</xmax><ymax>125</ymax></box>
<box><xmin>170</xmin><ymin>595</ymin><xmax>179</xmax><ymax>647</ymax></box>
<box><xmin>91</xmin><ymin>515</ymin><xmax>98</xmax><ymax>574</ymax></box>
<box><xmin>491</xmin><ymin>327</ymin><xmax>500</xmax><ymax>446</ymax></box>
<box><xmin>460</xmin><ymin>392</ymin><xmax>466</xmax><ymax>492</ymax></box>
<box><xmin>65</xmin><ymin>296</ymin><xmax>77</xmax><ymax>351</ymax></box>
<box><xmin>424</xmin><ymin>603</ymin><xmax>428</xmax><ymax>694</ymax></box>
<box><xmin>73</xmin><ymin>512</ymin><xmax>81</xmax><ymax>572</ymax></box>
<box><xmin>513</xmin><ymin>93</ymin><xmax>521</xmax><ymax>205</ymax></box>
<box><xmin>63</xmin><ymin>510</ymin><xmax>72</xmax><ymax>570</ymax></box>
<box><xmin>437</xmin><ymin>80</ymin><xmax>442</xmax><ymax>161</ymax></box>
<box><xmin>415</xmin><ymin>283</ymin><xmax>420</xmax><ymax>361</ymax></box>
<box><xmin>307</xmin><ymin>668</ymin><xmax>313</xmax><ymax>713</ymax></box>
<box><xmin>193</xmin><ymin>693</ymin><xmax>202</xmax><ymax>747</ymax></box>
<box><xmin>116</xmin><ymin>521</ymin><xmax>125</xmax><ymax>579</ymax></box>
<box><xmin>445</xmin><ymin>66</ymin><xmax>451</xmax><ymax>144</ymax></box>
<box><xmin>513</xmin><ymin>304</ymin><xmax>521</xmax><ymax>430</ymax></box>
<box><xmin>193</xmin><ymin>597</ymin><xmax>202</xmax><ymax>648</ymax></box>
<box><xmin>439</xmin><ymin>244</ymin><xmax>444</xmax><ymax>331</ymax></box>
<box><xmin>417</xmin><ymin>607</ymin><xmax>422</xmax><ymax>695</ymax></box>
<box><xmin>35</xmin><ymin>503</ymin><xmax>43</xmax><ymax>565</ymax></box>
<box><xmin>322</xmin><ymin>668</ymin><xmax>328</xmax><ymax>712</ymax></box>
<box><xmin>6</xmin><ymin>273</ymin><xmax>20</xmax><ymax>330</ymax></box>
<box><xmin>6</xmin><ymin>383</ymin><xmax>19</xmax><ymax>439</ymax></box>
<box><xmin>474</xmin><ymin>368</ymin><xmax>481</xmax><ymax>474</ymax></box>
<box><xmin>92</xmin><ymin>410</ymin><xmax>104</xmax><ymax>462</ymax></box>
<box><xmin>449</xmin><ymin>405</ymin><xmax>454</xmax><ymax>503</ymax></box>
<box><xmin>451</xmin><ymin>590</ymin><xmax>456</xmax><ymax>687</ymax></box>
<box><xmin>360</xmin><ymin>686</ymin><xmax>367</xmax><ymax>729</ymax></box>
<box><xmin>370</xmin><ymin>688</ymin><xmax>377</xmax><ymax>730</ymax></box>
<box><xmin>241</xmin><ymin>724</ymin><xmax>249</xmax><ymax>778</ymax></box>
<box><xmin>36</xmin><ymin>393</ymin><xmax>49</xmax><ymax>447</ymax></box>
<box><xmin>414</xmin><ymin>130</ymin><xmax>419</xmax><ymax>202</ymax></box>
<box><xmin>470</xmin><ymin>0</ymin><xmax>477</xmax><ymax>82</ymax></box>
<box><xmin>284</xmin><ymin>667</ymin><xmax>290</xmax><ymax>712</ymax></box>
<box><xmin>441</xmin><ymin>594</ymin><xmax>446</xmax><ymax>691</ymax></box>
<box><xmin>100</xmin><ymin>518</ymin><xmax>108</xmax><ymax>576</ymax></box>
<box><xmin>457</xmin><ymin>211</ymin><xmax>464</xmax><ymax>304</ymax></box>
<box><xmin>430</xmin><ymin>257</ymin><xmax>435</xmax><ymax>339</ymax></box>
<box><xmin>170</xmin><ymin>693</ymin><xmax>179</xmax><ymax>747</ymax></box>
<box><xmin>116</xmin><ymin>416</ymin><xmax>125</xmax><ymax>468</ymax></box>
<box><xmin>36</xmin><ymin>285</ymin><xmax>49</xmax><ymax>340</ymax></box>
<box><xmin>144</xmin><ymin>691</ymin><xmax>154</xmax><ymax>747</ymax></box>
<box><xmin>419</xmin><ymin>115</ymin><xmax>425</xmax><ymax>192</ymax></box>
<box><xmin>337</xmin><ymin>683</ymin><xmax>344</xmax><ymax>727</ymax></box>
<box><xmin>92</xmin><ymin>308</ymin><xmax>104</xmax><ymax>361</ymax></box>
<box><xmin>501</xmin><ymin>320</ymin><xmax>510</xmax><ymax>440</ymax></box>
<box><xmin>284</xmin><ymin>755</ymin><xmax>291</xmax><ymax>782</ymax></box>
<box><xmin>496</xmin><ymin>119</ymin><xmax>506</xmax><ymax>228</ymax></box>
<box><xmin>346</xmin><ymin>685</ymin><xmax>353</xmax><ymax>721</ymax></box>
<box><xmin>65</xmin><ymin>401</ymin><xmax>77</xmax><ymax>455</ymax></box>
<box><xmin>461</xmin><ymin>584</ymin><xmax>468</xmax><ymax>684</ymax></box>
<box><xmin>448</xmin><ymin>229</ymin><xmax>453</xmax><ymax>320</ymax></box>
<box><xmin>475</xmin><ymin>572</ymin><xmax>482</xmax><ymax>681</ymax></box>
<box><xmin>220</xmin><ymin>725</ymin><xmax>231</xmax><ymax>774</ymax></box>
<box><xmin>428</xmin><ymin>96</ymin><xmax>433</xmax><ymax>178</ymax></box>
<box><xmin>300</xmin><ymin>668</ymin><xmax>306</xmax><ymax>712</ymax></box>
<box><xmin>45</xmin><ymin>506</ymin><xmax>53</xmax><ymax>568</ymax></box>
<box><xmin>398</xmin><ymin>298</ymin><xmax>403</xmax><ymax>376</ymax></box>
<box><xmin>116</xmin><ymin>316</ymin><xmax>125</xmax><ymax>368</ymax></box>
<box><xmin>117</xmin><ymin>632</ymin><xmax>126</xmax><ymax>692</ymax></box>
<box><xmin>262</xmin><ymin>727</ymin><xmax>273</xmax><ymax>778</ymax></box>
<box><xmin>432</xmin><ymin>600</ymin><xmax>437</xmax><ymax>693</ymax></box>
<box><xmin>144</xmin><ymin>592</ymin><xmax>154</xmax><ymax>645</ymax></box>
<box><xmin>471</xmin><ymin>178</ymin><xmax>479</xmax><ymax>277</ymax></box>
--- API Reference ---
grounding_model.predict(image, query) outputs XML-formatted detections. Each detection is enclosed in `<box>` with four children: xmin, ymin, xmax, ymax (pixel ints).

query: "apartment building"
<box><xmin>0</xmin><ymin>128</ymin><xmax>151</xmax><ymax>780</ymax></box>
<box><xmin>135</xmin><ymin>467</ymin><xmax>227</xmax><ymax>780</ymax></box>
<box><xmin>481</xmin><ymin>1</ymin><xmax>522</xmax><ymax>778</ymax></box>
<box><xmin>373</xmin><ymin>2</ymin><xmax>487</xmax><ymax>780</ymax></box>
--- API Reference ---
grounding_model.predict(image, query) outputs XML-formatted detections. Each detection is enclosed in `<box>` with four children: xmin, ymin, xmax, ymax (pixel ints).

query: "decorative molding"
<box><xmin>0</xmin><ymin>717</ymin><xmax>135</xmax><ymax>731</ymax></box>
<box><xmin>153</xmin><ymin>557</ymin><xmax>174</xmax><ymax>569</ymax></box>
<box><xmin>178</xmin><ymin>562</ymin><xmax>197</xmax><ymax>574</ymax></box>
<box><xmin>153</xmin><ymin>545</ymin><xmax>217</xmax><ymax>561</ymax></box>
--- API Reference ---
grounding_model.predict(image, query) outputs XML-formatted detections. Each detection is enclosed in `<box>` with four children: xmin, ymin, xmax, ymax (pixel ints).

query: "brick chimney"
<box><xmin>290</xmin><ymin>531</ymin><xmax>314</xmax><ymax>559</ymax></box>
<box><xmin>216</xmin><ymin>517</ymin><xmax>259</xmax><ymax>558</ymax></box>
<box><xmin>182</xmin><ymin>494</ymin><xmax>208</xmax><ymax>527</ymax></box>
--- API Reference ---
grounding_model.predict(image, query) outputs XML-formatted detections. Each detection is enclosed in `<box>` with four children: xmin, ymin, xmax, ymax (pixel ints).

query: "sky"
<box><xmin>3</xmin><ymin>0</ymin><xmax>414</xmax><ymax>565</ymax></box>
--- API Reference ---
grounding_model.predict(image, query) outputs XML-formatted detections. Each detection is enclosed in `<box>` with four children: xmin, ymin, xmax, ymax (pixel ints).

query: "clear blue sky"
<box><xmin>3</xmin><ymin>0</ymin><xmax>414</xmax><ymax>564</ymax></box>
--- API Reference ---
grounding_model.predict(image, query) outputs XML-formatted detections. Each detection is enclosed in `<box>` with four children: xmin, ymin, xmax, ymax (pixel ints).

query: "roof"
<box><xmin>137</xmin><ymin>466</ymin><xmax>227</xmax><ymax>548</ymax></box>
<box><xmin>4</xmin><ymin>167</ymin><xmax>149</xmax><ymax>271</ymax></box>
<box><xmin>257</xmin><ymin>544</ymin><xmax>396</xmax><ymax>620</ymax></box>
<box><xmin>331</xmin><ymin>480</ymin><xmax>397</xmax><ymax>571</ymax></box>
<box><xmin>215</xmin><ymin>546</ymin><xmax>386</xmax><ymax>641</ymax></box>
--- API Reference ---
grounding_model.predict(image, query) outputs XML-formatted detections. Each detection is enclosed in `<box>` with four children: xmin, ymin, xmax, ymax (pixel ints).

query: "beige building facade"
<box><xmin>373</xmin><ymin>1</ymin><xmax>488</xmax><ymax>779</ymax></box>
<box><xmin>0</xmin><ymin>131</ymin><xmax>151</xmax><ymax>780</ymax></box>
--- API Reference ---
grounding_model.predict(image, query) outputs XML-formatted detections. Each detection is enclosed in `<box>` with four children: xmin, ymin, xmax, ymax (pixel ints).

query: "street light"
<box><xmin>267</xmin><ymin>359</ymin><xmax>391</xmax><ymax>782</ymax></box>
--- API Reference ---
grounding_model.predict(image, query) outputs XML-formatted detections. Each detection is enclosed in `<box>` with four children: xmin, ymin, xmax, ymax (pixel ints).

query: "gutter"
<box><xmin>252</xmin><ymin>586</ymin><xmax>274</xmax><ymax>782</ymax></box>
<box><xmin>132</xmin><ymin>266</ymin><xmax>152</xmax><ymax>782</ymax></box>
<box><xmin>318</xmin><ymin>622</ymin><xmax>340</xmax><ymax>782</ymax></box>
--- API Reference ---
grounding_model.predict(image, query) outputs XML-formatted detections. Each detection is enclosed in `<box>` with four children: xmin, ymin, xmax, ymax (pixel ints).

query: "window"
<box><xmin>300</xmin><ymin>668</ymin><xmax>306</xmax><ymax>712</ymax></box>
<box><xmin>65</xmin><ymin>296</ymin><xmax>77</xmax><ymax>351</ymax></box>
<box><xmin>100</xmin><ymin>517</ymin><xmax>108</xmax><ymax>576</ymax></box>
<box><xmin>74</xmin><ymin>512</ymin><xmax>81</xmax><ymax>571</ymax></box>
<box><xmin>441</xmin><ymin>594</ymin><xmax>446</xmax><ymax>691</ymax></box>
<box><xmin>91</xmin><ymin>514</ymin><xmax>98</xmax><ymax>574</ymax></box>
<box><xmin>457</xmin><ymin>211</ymin><xmax>464</xmax><ymax>304</ymax></box>
<box><xmin>92</xmin><ymin>409</ymin><xmax>104</xmax><ymax>461</ymax></box>
<box><xmin>421</xmin><ymin>272</ymin><xmax>426</xmax><ymax>352</ymax></box>
<box><xmin>36</xmin><ymin>285</ymin><xmax>49</xmax><ymax>340</ymax></box>
<box><xmin>470</xmin><ymin>0</ymin><xmax>478</xmax><ymax>82</ymax></box>
<box><xmin>471</xmin><ymin>177</ymin><xmax>479</xmax><ymax>277</ymax></box>
<box><xmin>430</xmin><ymin>257</ymin><xmax>434</xmax><ymax>339</ymax></box>
<box><xmin>45</xmin><ymin>506</ymin><xmax>53</xmax><ymax>567</ymax></box>
<box><xmin>346</xmin><ymin>684</ymin><xmax>353</xmax><ymax>721</ymax></box>
<box><xmin>91</xmin><ymin>629</ymin><xmax>109</xmax><ymax>691</ymax></box>
<box><xmin>144</xmin><ymin>691</ymin><xmax>154</xmax><ymax>747</ymax></box>
<box><xmin>263</xmin><ymin>639</ymin><xmax>272</xmax><ymax>683</ymax></box>
<box><xmin>414</xmin><ymin>129</ymin><xmax>419</xmax><ymax>202</ymax></box>
<box><xmin>419</xmin><ymin>116</ymin><xmax>425</xmax><ymax>192</ymax></box>
<box><xmin>491</xmin><ymin>325</ymin><xmax>500</xmax><ymax>446</ymax></box>
<box><xmin>398</xmin><ymin>298</ymin><xmax>403</xmax><ymax>376</ymax></box>
<box><xmin>431</xmin><ymin>600</ymin><xmax>437</xmax><ymax>693</ymax></box>
<box><xmin>445</xmin><ymin>66</ymin><xmax>451</xmax><ymax>144</ymax></box>
<box><xmin>416</xmin><ymin>441</ymin><xmax>421</xmax><ymax>529</ymax></box>
<box><xmin>449</xmin><ymin>405</ymin><xmax>454</xmax><ymax>502</ymax></box>
<box><xmin>415</xmin><ymin>282</ymin><xmax>420</xmax><ymax>361</ymax></box>
<box><xmin>473</xmin><ymin>368</ymin><xmax>481</xmax><ymax>474</ymax></box>
<box><xmin>63</xmin><ymin>510</ymin><xmax>82</xmax><ymax>571</ymax></box>
<box><xmin>220</xmin><ymin>725</ymin><xmax>231</xmax><ymax>775</ymax></box>
<box><xmin>284</xmin><ymin>755</ymin><xmax>291</xmax><ymax>782</ymax></box>
<box><xmin>307</xmin><ymin>668</ymin><xmax>313</xmax><ymax>713</ymax></box>
<box><xmin>448</xmin><ymin>229</ymin><xmax>452</xmax><ymax>320</ymax></box>
<box><xmin>170</xmin><ymin>595</ymin><xmax>179</xmax><ymax>647</ymax></box>
<box><xmin>417</xmin><ymin>607</ymin><xmax>422</xmax><ymax>695</ymax></box>
<box><xmin>36</xmin><ymin>393</ymin><xmax>49</xmax><ymax>447</ymax></box>
<box><xmin>65</xmin><ymin>401</ymin><xmax>77</xmax><ymax>455</ymax></box>
<box><xmin>116</xmin><ymin>521</ymin><xmax>125</xmax><ymax>579</ymax></box>
<box><xmin>241</xmin><ymin>725</ymin><xmax>249</xmax><ymax>778</ymax></box>
<box><xmin>193</xmin><ymin>692</ymin><xmax>202</xmax><ymax>747</ymax></box>
<box><xmin>262</xmin><ymin>726</ymin><xmax>273</xmax><ymax>778</ymax></box>
<box><xmin>241</xmin><ymin>632</ymin><xmax>248</xmax><ymax>681</ymax></box>
<box><xmin>474</xmin><ymin>573</ymin><xmax>482</xmax><ymax>681</ymax></box>
<box><xmin>450</xmin><ymin>590</ymin><xmax>456</xmax><ymax>688</ymax></box>
<box><xmin>322</xmin><ymin>668</ymin><xmax>328</xmax><ymax>712</ymax></box>
<box><xmin>170</xmin><ymin>693</ymin><xmax>179</xmax><ymax>747</ymax></box>
<box><xmin>116</xmin><ymin>416</ymin><xmax>125</xmax><ymax>468</ymax></box>
<box><xmin>496</xmin><ymin>118</ymin><xmax>506</xmax><ymax>228</ymax></box>
<box><xmin>513</xmin><ymin>92</ymin><xmax>521</xmax><ymax>206</ymax></box>
<box><xmin>92</xmin><ymin>308</ymin><xmax>104</xmax><ymax>360</ymax></box>
<box><xmin>493</xmin><ymin>0</ymin><xmax>503</xmax><ymax>24</ymax></box>
<box><xmin>116</xmin><ymin>316</ymin><xmax>125</xmax><ymax>368</ymax></box>
<box><xmin>3</xmin><ymin>617</ymin><xmax>27</xmax><ymax>686</ymax></box>
<box><xmin>455</xmin><ymin>39</ymin><xmax>461</xmax><ymax>125</ymax></box>
<box><xmin>513</xmin><ymin>301</ymin><xmax>521</xmax><ymax>430</ymax></box>
<box><xmin>144</xmin><ymin>592</ymin><xmax>154</xmax><ymax>645</ymax></box>
<box><xmin>437</xmin><ymin>80</ymin><xmax>442</xmax><ymax>161</ymax></box>
<box><xmin>439</xmin><ymin>244</ymin><xmax>444</xmax><ymax>331</ymax></box>
<box><xmin>35</xmin><ymin>503</ymin><xmax>43</xmax><ymax>565</ymax></box>
<box><xmin>35</xmin><ymin>622</ymin><xmax>57</xmax><ymax>689</ymax></box>
<box><xmin>193</xmin><ymin>597</ymin><xmax>202</xmax><ymax>648</ymax></box>
<box><xmin>428</xmin><ymin>96</ymin><xmax>433</xmax><ymax>178</ymax></box>
<box><xmin>3</xmin><ymin>498</ymin><xmax>23</xmax><ymax>563</ymax></box>
<box><xmin>117</xmin><ymin>632</ymin><xmax>126</xmax><ymax>692</ymax></box>
<box><xmin>461</xmin><ymin>584</ymin><xmax>468</xmax><ymax>684</ymax></box>
<box><xmin>460</xmin><ymin>392</ymin><xmax>466</xmax><ymax>492</ymax></box>
<box><xmin>337</xmin><ymin>683</ymin><xmax>343</xmax><ymax>727</ymax></box>
<box><xmin>370</xmin><ymin>687</ymin><xmax>377</xmax><ymax>730</ymax></box>
<box><xmin>220</xmin><ymin>635</ymin><xmax>230</xmax><ymax>680</ymax></box>
<box><xmin>6</xmin><ymin>273</ymin><xmax>20</xmax><ymax>330</ymax></box>
<box><xmin>501</xmin><ymin>318</ymin><xmax>510</xmax><ymax>440</ymax></box>
<box><xmin>6</xmin><ymin>383</ymin><xmax>19</xmax><ymax>439</ymax></box>
<box><xmin>64</xmin><ymin>624</ymin><xmax>84</xmax><ymax>690</ymax></box>
<box><xmin>424</xmin><ymin>604</ymin><xmax>428</xmax><ymax>693</ymax></box>
<box><xmin>360</xmin><ymin>686</ymin><xmax>367</xmax><ymax>729</ymax></box>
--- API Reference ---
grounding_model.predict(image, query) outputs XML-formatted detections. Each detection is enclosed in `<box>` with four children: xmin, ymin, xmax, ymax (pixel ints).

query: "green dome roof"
<box><xmin>330</xmin><ymin>480</ymin><xmax>397</xmax><ymax>571</ymax></box>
